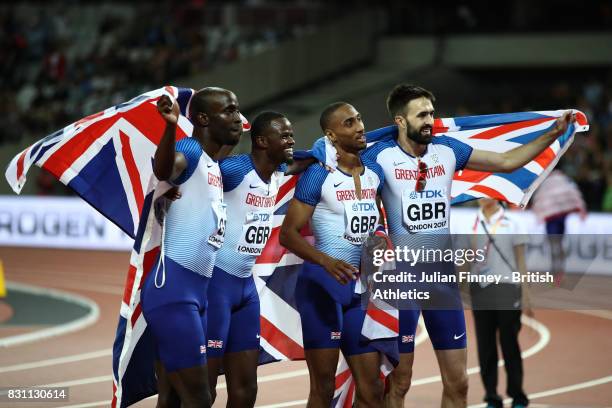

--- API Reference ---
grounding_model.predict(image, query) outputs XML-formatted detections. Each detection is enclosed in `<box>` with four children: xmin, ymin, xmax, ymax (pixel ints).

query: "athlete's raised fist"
<box><xmin>157</xmin><ymin>94</ymin><xmax>180</xmax><ymax>125</ymax></box>
<box><xmin>550</xmin><ymin>111</ymin><xmax>576</xmax><ymax>138</ymax></box>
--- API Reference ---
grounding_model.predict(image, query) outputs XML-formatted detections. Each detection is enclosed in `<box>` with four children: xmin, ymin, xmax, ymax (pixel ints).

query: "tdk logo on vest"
<box><xmin>252</xmin><ymin>213</ymin><xmax>270</xmax><ymax>222</ymax></box>
<box><xmin>410</xmin><ymin>190</ymin><xmax>443</xmax><ymax>199</ymax></box>
<box><xmin>352</xmin><ymin>202</ymin><xmax>376</xmax><ymax>212</ymax></box>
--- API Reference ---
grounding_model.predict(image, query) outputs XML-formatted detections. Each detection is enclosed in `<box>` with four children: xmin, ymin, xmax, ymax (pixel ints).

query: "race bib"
<box><xmin>343</xmin><ymin>200</ymin><xmax>378</xmax><ymax>245</ymax></box>
<box><xmin>236</xmin><ymin>211</ymin><xmax>273</xmax><ymax>255</ymax></box>
<box><xmin>401</xmin><ymin>188</ymin><xmax>449</xmax><ymax>233</ymax></box>
<box><xmin>208</xmin><ymin>201</ymin><xmax>227</xmax><ymax>249</ymax></box>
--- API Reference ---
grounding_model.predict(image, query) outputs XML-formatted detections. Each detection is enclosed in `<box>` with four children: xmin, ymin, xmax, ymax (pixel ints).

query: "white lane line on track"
<box><xmin>16</xmin><ymin>268</ymin><xmax>125</xmax><ymax>282</ymax></box>
<box><xmin>0</xmin><ymin>349</ymin><xmax>111</xmax><ymax>374</ymax></box>
<box><xmin>218</xmin><ymin>369</ymin><xmax>309</xmax><ymax>390</ymax></box>
<box><xmin>0</xmin><ymin>281</ymin><xmax>100</xmax><ymax>347</ymax></box>
<box><xmin>56</xmin><ymin>402</ymin><xmax>109</xmax><ymax>408</ymax></box>
<box><xmin>16</xmin><ymin>276</ymin><xmax>124</xmax><ymax>295</ymax></box>
<box><xmin>29</xmin><ymin>319</ymin><xmax>429</xmax><ymax>406</ymax></box>
<box><xmin>411</xmin><ymin>316</ymin><xmax>549</xmax><ymax>386</ymax></box>
<box><xmin>254</xmin><ymin>316</ymin><xmax>549</xmax><ymax>407</ymax></box>
<box><xmin>54</xmin><ymin>312</ymin><xmax>612</xmax><ymax>407</ymax></box>
<box><xmin>467</xmin><ymin>375</ymin><xmax>612</xmax><ymax>408</ymax></box>
<box><xmin>571</xmin><ymin>309</ymin><xmax>612</xmax><ymax>320</ymax></box>
<box><xmin>226</xmin><ymin>317</ymin><xmax>428</xmax><ymax>390</ymax></box>
<box><xmin>40</xmin><ymin>375</ymin><xmax>113</xmax><ymax>388</ymax></box>
<box><xmin>27</xmin><ymin>317</ymin><xmax>541</xmax><ymax>407</ymax></box>
<box><xmin>258</xmin><ymin>400</ymin><xmax>308</xmax><ymax>408</ymax></box>
<box><xmin>57</xmin><ymin>396</ymin><xmax>156</xmax><ymax>408</ymax></box>
<box><xmin>3</xmin><ymin>316</ymin><xmax>426</xmax><ymax>374</ymax></box>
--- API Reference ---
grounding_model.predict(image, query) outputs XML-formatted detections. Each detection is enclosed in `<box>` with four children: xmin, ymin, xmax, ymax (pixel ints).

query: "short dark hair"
<box><xmin>189</xmin><ymin>87</ymin><xmax>228</xmax><ymax>119</ymax></box>
<box><xmin>320</xmin><ymin>102</ymin><xmax>349</xmax><ymax>132</ymax></box>
<box><xmin>386</xmin><ymin>84</ymin><xmax>435</xmax><ymax>118</ymax></box>
<box><xmin>250</xmin><ymin>111</ymin><xmax>286</xmax><ymax>143</ymax></box>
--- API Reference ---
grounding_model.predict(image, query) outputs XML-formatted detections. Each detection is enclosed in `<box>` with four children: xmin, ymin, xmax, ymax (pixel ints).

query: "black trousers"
<box><xmin>471</xmin><ymin>283</ymin><xmax>529</xmax><ymax>407</ymax></box>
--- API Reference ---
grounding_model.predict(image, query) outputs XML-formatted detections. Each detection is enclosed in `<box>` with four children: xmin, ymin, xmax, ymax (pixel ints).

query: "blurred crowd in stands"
<box><xmin>452</xmin><ymin>76</ymin><xmax>612</xmax><ymax>212</ymax></box>
<box><xmin>385</xmin><ymin>0</ymin><xmax>612</xmax><ymax>34</ymax></box>
<box><xmin>0</xmin><ymin>1</ymin><xmax>324</xmax><ymax>145</ymax></box>
<box><xmin>2</xmin><ymin>2</ymin><xmax>611</xmax><ymax>211</ymax></box>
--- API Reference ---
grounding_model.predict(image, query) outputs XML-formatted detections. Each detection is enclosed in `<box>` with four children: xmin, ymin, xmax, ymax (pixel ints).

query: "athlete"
<box><xmin>280</xmin><ymin>102</ymin><xmax>387</xmax><ymax>407</ymax></box>
<box><xmin>362</xmin><ymin>84</ymin><xmax>574</xmax><ymax>408</ymax></box>
<box><xmin>206</xmin><ymin>111</ymin><xmax>296</xmax><ymax>407</ymax></box>
<box><xmin>141</xmin><ymin>88</ymin><xmax>242</xmax><ymax>408</ymax></box>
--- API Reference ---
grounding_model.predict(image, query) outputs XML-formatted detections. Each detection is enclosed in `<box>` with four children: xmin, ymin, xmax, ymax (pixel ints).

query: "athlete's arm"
<box><xmin>153</xmin><ymin>95</ymin><xmax>187</xmax><ymax>181</ymax></box>
<box><xmin>280</xmin><ymin>199</ymin><xmax>357</xmax><ymax>283</ymax></box>
<box><xmin>465</xmin><ymin>111</ymin><xmax>574</xmax><ymax>173</ymax></box>
<box><xmin>284</xmin><ymin>157</ymin><xmax>317</xmax><ymax>175</ymax></box>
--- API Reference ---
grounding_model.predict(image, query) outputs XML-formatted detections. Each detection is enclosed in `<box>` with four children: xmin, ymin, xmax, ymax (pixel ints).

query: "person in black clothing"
<box><xmin>469</xmin><ymin>198</ymin><xmax>533</xmax><ymax>408</ymax></box>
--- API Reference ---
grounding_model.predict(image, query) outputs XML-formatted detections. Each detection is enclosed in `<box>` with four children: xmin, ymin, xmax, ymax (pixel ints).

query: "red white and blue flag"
<box><xmin>311</xmin><ymin>110</ymin><xmax>589</xmax><ymax>207</ymax></box>
<box><xmin>5</xmin><ymin>86</ymin><xmax>588</xmax><ymax>407</ymax></box>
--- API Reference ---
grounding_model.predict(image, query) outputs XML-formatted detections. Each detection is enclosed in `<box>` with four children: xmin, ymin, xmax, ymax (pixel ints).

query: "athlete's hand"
<box><xmin>163</xmin><ymin>186</ymin><xmax>182</xmax><ymax>201</ymax></box>
<box><xmin>318</xmin><ymin>162</ymin><xmax>335</xmax><ymax>172</ymax></box>
<box><xmin>157</xmin><ymin>95</ymin><xmax>180</xmax><ymax>125</ymax></box>
<box><xmin>322</xmin><ymin>256</ymin><xmax>358</xmax><ymax>284</ymax></box>
<box><xmin>550</xmin><ymin>111</ymin><xmax>575</xmax><ymax>138</ymax></box>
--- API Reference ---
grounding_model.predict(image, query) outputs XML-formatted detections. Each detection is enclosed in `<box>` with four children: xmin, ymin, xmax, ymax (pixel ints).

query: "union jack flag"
<box><xmin>207</xmin><ymin>340</ymin><xmax>223</xmax><ymax>349</ymax></box>
<box><xmin>4</xmin><ymin>85</ymin><xmax>589</xmax><ymax>407</ymax></box>
<box><xmin>312</xmin><ymin>110</ymin><xmax>590</xmax><ymax>207</ymax></box>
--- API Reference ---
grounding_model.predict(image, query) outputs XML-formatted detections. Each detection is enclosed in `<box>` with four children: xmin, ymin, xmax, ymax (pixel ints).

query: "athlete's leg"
<box><xmin>346</xmin><ymin>352</ymin><xmax>383</xmax><ymax>407</ymax></box>
<box><xmin>222</xmin><ymin>350</ymin><xmax>260</xmax><ymax>408</ymax></box>
<box><xmin>165</xmin><ymin>365</ymin><xmax>211</xmax><ymax>408</ymax></box>
<box><xmin>434</xmin><ymin>348</ymin><xmax>468</xmax><ymax>408</ymax></box>
<box><xmin>145</xmin><ymin>303</ymin><xmax>211</xmax><ymax>407</ymax></box>
<box><xmin>155</xmin><ymin>360</ymin><xmax>180</xmax><ymax>408</ymax></box>
<box><xmin>424</xmin><ymin>309</ymin><xmax>468</xmax><ymax>408</ymax></box>
<box><xmin>206</xmin><ymin>358</ymin><xmax>223</xmax><ymax>405</ymax></box>
<box><xmin>304</xmin><ymin>348</ymin><xmax>341</xmax><ymax>407</ymax></box>
<box><xmin>206</xmin><ymin>268</ymin><xmax>234</xmax><ymax>404</ymax></box>
<box><xmin>385</xmin><ymin>309</ymin><xmax>419</xmax><ymax>408</ymax></box>
<box><xmin>222</xmin><ymin>277</ymin><xmax>261</xmax><ymax>407</ymax></box>
<box><xmin>296</xmin><ymin>273</ymin><xmax>343</xmax><ymax>407</ymax></box>
<box><xmin>342</xmin><ymin>297</ymin><xmax>383</xmax><ymax>407</ymax></box>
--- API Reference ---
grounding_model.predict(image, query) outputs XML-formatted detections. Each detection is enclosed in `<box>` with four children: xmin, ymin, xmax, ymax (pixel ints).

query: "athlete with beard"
<box><xmin>362</xmin><ymin>84</ymin><xmax>574</xmax><ymax>408</ymax></box>
<box><xmin>280</xmin><ymin>102</ymin><xmax>387</xmax><ymax>407</ymax></box>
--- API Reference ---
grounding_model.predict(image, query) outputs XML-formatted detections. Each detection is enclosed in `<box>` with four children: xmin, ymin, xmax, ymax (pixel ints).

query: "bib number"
<box><xmin>208</xmin><ymin>201</ymin><xmax>227</xmax><ymax>248</ymax></box>
<box><xmin>401</xmin><ymin>189</ymin><xmax>449</xmax><ymax>232</ymax></box>
<box><xmin>343</xmin><ymin>201</ymin><xmax>378</xmax><ymax>245</ymax></box>
<box><xmin>236</xmin><ymin>211</ymin><xmax>272</xmax><ymax>255</ymax></box>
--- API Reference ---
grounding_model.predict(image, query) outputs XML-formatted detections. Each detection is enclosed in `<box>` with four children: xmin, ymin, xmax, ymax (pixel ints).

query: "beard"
<box><xmin>406</xmin><ymin>124</ymin><xmax>433</xmax><ymax>145</ymax></box>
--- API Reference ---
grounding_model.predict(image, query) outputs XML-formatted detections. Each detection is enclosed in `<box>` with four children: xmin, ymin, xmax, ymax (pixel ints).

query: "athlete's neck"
<box><xmin>250</xmin><ymin>150</ymin><xmax>278</xmax><ymax>182</ymax></box>
<box><xmin>397</xmin><ymin>131</ymin><xmax>427</xmax><ymax>157</ymax></box>
<box><xmin>336</xmin><ymin>148</ymin><xmax>363</xmax><ymax>199</ymax></box>
<box><xmin>336</xmin><ymin>150</ymin><xmax>363</xmax><ymax>175</ymax></box>
<box><xmin>193</xmin><ymin>128</ymin><xmax>224</xmax><ymax>160</ymax></box>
